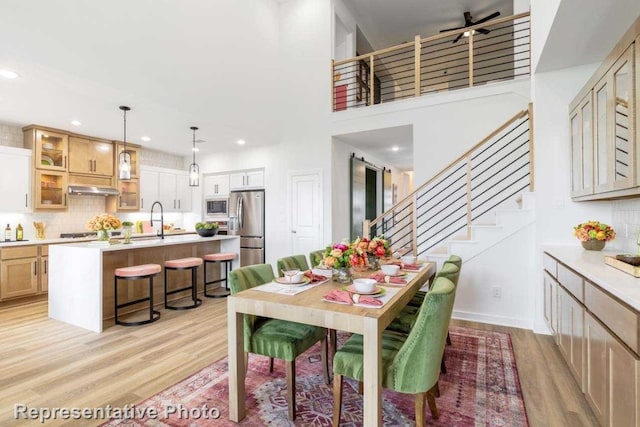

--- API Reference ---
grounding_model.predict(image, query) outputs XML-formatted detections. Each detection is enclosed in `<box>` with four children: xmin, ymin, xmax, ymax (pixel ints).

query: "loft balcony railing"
<box><xmin>332</xmin><ymin>12</ymin><xmax>530</xmax><ymax>112</ymax></box>
<box><xmin>364</xmin><ymin>106</ymin><xmax>533</xmax><ymax>258</ymax></box>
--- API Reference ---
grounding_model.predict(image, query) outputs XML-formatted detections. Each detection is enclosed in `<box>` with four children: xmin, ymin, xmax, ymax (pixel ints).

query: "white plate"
<box><xmin>274</xmin><ymin>277</ymin><xmax>311</xmax><ymax>286</ymax></box>
<box><xmin>41</xmin><ymin>155</ymin><xmax>54</xmax><ymax>166</ymax></box>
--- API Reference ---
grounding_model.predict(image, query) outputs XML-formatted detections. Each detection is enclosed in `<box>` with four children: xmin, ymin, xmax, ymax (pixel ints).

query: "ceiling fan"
<box><xmin>440</xmin><ymin>11</ymin><xmax>501</xmax><ymax>43</ymax></box>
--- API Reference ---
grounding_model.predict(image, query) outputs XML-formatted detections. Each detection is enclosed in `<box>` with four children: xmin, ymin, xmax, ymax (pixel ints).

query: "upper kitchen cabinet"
<box><xmin>203</xmin><ymin>174</ymin><xmax>230</xmax><ymax>197</ymax></box>
<box><xmin>570</xmin><ymin>92</ymin><xmax>594</xmax><ymax>198</ymax></box>
<box><xmin>114</xmin><ymin>142</ymin><xmax>140</xmax><ymax>179</ymax></box>
<box><xmin>142</xmin><ymin>166</ymin><xmax>192</xmax><ymax>213</ymax></box>
<box><xmin>106</xmin><ymin>179</ymin><xmax>139</xmax><ymax>212</ymax></box>
<box><xmin>230</xmin><ymin>169</ymin><xmax>264</xmax><ymax>191</ymax></box>
<box><xmin>23</xmin><ymin>127</ymin><xmax>68</xmax><ymax>171</ymax></box>
<box><xmin>68</xmin><ymin>136</ymin><xmax>113</xmax><ymax>177</ymax></box>
<box><xmin>570</xmin><ymin>23</ymin><xmax>638</xmax><ymax>201</ymax></box>
<box><xmin>0</xmin><ymin>147</ymin><xmax>31</xmax><ymax>213</ymax></box>
<box><xmin>34</xmin><ymin>170</ymin><xmax>67</xmax><ymax>209</ymax></box>
<box><xmin>139</xmin><ymin>167</ymin><xmax>159</xmax><ymax>211</ymax></box>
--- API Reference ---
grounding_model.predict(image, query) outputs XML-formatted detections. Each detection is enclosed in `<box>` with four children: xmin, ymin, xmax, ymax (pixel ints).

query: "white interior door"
<box><xmin>289</xmin><ymin>170</ymin><xmax>322</xmax><ymax>257</ymax></box>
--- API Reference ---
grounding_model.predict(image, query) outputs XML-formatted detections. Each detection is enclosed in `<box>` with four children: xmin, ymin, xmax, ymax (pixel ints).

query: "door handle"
<box><xmin>25</xmin><ymin>193</ymin><xmax>28</xmax><ymax>208</ymax></box>
<box><xmin>291</xmin><ymin>230</ymin><xmax>297</xmax><ymax>234</ymax></box>
<box><xmin>93</xmin><ymin>160</ymin><xmax>97</xmax><ymax>171</ymax></box>
<box><xmin>64</xmin><ymin>156</ymin><xmax>67</xmax><ymax>169</ymax></box>
<box><xmin>174</xmin><ymin>200</ymin><xmax>176</xmax><ymax>209</ymax></box>
<box><xmin>141</xmin><ymin>198</ymin><xmax>144</xmax><ymax>209</ymax></box>
<box><xmin>34</xmin><ymin>261</ymin><xmax>37</xmax><ymax>276</ymax></box>
<box><xmin>89</xmin><ymin>159</ymin><xmax>93</xmax><ymax>171</ymax></box>
<box><xmin>178</xmin><ymin>200</ymin><xmax>181</xmax><ymax>209</ymax></box>
<box><xmin>44</xmin><ymin>259</ymin><xmax>48</xmax><ymax>274</ymax></box>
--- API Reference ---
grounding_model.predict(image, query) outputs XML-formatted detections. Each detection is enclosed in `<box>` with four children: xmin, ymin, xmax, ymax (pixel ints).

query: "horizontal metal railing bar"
<box><xmin>416</xmin><ymin>178</ymin><xmax>467</xmax><ymax>212</ymax></box>
<box><xmin>473</xmin><ymin>60</ymin><xmax>530</xmax><ymax>75</ymax></box>
<box><xmin>375</xmin><ymin>49</ymin><xmax>415</xmax><ymax>63</ymax></box>
<box><xmin>415</xmin><ymin>165</ymin><xmax>467</xmax><ymax>202</ymax></box>
<box><xmin>471</xmin><ymin>181</ymin><xmax>530</xmax><ymax>221</ymax></box>
<box><xmin>417</xmin><ymin>192</ymin><xmax>468</xmax><ymax>229</ymax></box>
<box><xmin>389</xmin><ymin>228</ymin><xmax>415</xmax><ymax>248</ymax></box>
<box><xmin>419</xmin><ymin>55</ymin><xmax>475</xmax><ymax>73</ymax></box>
<box><xmin>472</xmin><ymin>50</ymin><xmax>531</xmax><ymax>68</ymax></box>
<box><xmin>471</xmin><ymin>25</ymin><xmax>531</xmax><ymax>45</ymax></box>
<box><xmin>420</xmin><ymin>42</ymin><xmax>474</xmax><ymax>57</ymax></box>
<box><xmin>368</xmin><ymin>109</ymin><xmax>528</xmax><ymax>229</ymax></box>
<box><xmin>474</xmin><ymin>64</ymin><xmax>531</xmax><ymax>79</ymax></box>
<box><xmin>422</xmin><ymin>223</ymin><xmax>467</xmax><ymax>253</ymax></box>
<box><xmin>471</xmin><ymin>159</ymin><xmax>529</xmax><ymax>196</ymax></box>
<box><xmin>473</xmin><ymin>31</ymin><xmax>531</xmax><ymax>48</ymax></box>
<box><xmin>471</xmin><ymin>118</ymin><xmax>528</xmax><ymax>161</ymax></box>
<box><xmin>334</xmin><ymin>41</ymin><xmax>417</xmax><ymax>66</ymax></box>
<box><xmin>377</xmin><ymin>60</ymin><xmax>423</xmax><ymax>76</ymax></box>
<box><xmin>471</xmin><ymin>172</ymin><xmax>529</xmax><ymax>211</ymax></box>
<box><xmin>420</xmin><ymin>213</ymin><xmax>468</xmax><ymax>251</ymax></box>
<box><xmin>473</xmin><ymin>41</ymin><xmax>531</xmax><ymax>58</ymax></box>
<box><xmin>472</xmin><ymin>71</ymin><xmax>531</xmax><ymax>85</ymax></box>
<box><xmin>472</xmin><ymin>139</ymin><xmax>529</xmax><ymax>179</ymax></box>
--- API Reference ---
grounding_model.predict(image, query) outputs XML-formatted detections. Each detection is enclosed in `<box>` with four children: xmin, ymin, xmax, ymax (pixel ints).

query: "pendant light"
<box><xmin>189</xmin><ymin>126</ymin><xmax>200</xmax><ymax>187</ymax></box>
<box><xmin>118</xmin><ymin>105</ymin><xmax>131</xmax><ymax>181</ymax></box>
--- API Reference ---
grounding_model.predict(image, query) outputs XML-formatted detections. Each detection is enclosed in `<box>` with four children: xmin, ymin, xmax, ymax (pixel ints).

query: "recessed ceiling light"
<box><xmin>237</xmin><ymin>139</ymin><xmax>246</xmax><ymax>145</ymax></box>
<box><xmin>71</xmin><ymin>120</ymin><xmax>82</xmax><ymax>126</ymax></box>
<box><xmin>391</xmin><ymin>146</ymin><xmax>400</xmax><ymax>152</ymax></box>
<box><xmin>0</xmin><ymin>69</ymin><xmax>19</xmax><ymax>79</ymax></box>
<box><xmin>141</xmin><ymin>136</ymin><xmax>151</xmax><ymax>142</ymax></box>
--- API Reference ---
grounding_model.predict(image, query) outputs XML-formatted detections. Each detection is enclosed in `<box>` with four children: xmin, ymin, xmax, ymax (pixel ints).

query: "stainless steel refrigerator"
<box><xmin>229</xmin><ymin>190</ymin><xmax>265</xmax><ymax>267</ymax></box>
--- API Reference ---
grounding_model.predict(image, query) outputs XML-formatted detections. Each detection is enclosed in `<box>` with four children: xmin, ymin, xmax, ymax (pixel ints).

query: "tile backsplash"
<box><xmin>0</xmin><ymin>123</ymin><xmax>192</xmax><ymax>238</ymax></box>
<box><xmin>611</xmin><ymin>199</ymin><xmax>640</xmax><ymax>253</ymax></box>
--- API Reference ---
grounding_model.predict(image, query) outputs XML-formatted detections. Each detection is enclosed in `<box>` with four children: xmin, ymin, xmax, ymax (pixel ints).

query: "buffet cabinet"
<box><xmin>543</xmin><ymin>252</ymin><xmax>639</xmax><ymax>426</ymax></box>
<box><xmin>570</xmin><ymin>20</ymin><xmax>639</xmax><ymax>201</ymax></box>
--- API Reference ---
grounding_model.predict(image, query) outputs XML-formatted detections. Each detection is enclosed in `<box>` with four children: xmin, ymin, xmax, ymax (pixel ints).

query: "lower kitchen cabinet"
<box><xmin>0</xmin><ymin>245</ymin><xmax>49</xmax><ymax>301</ymax></box>
<box><xmin>544</xmin><ymin>251</ymin><xmax>640</xmax><ymax>426</ymax></box>
<box><xmin>0</xmin><ymin>246</ymin><xmax>39</xmax><ymax>300</ymax></box>
<box><xmin>557</xmin><ymin>285</ymin><xmax>584</xmax><ymax>390</ymax></box>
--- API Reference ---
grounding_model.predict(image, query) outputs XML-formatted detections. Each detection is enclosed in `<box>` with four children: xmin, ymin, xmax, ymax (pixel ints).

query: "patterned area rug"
<box><xmin>102</xmin><ymin>326</ymin><xmax>528</xmax><ymax>426</ymax></box>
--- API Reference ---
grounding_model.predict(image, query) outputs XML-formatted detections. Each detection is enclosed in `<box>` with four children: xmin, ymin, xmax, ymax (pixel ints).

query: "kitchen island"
<box><xmin>49</xmin><ymin>234</ymin><xmax>240</xmax><ymax>332</ymax></box>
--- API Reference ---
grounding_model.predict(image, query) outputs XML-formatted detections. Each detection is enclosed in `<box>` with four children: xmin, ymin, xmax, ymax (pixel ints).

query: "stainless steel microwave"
<box><xmin>205</xmin><ymin>198</ymin><xmax>229</xmax><ymax>217</ymax></box>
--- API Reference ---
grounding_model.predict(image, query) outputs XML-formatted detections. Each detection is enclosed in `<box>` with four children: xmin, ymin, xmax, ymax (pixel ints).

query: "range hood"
<box><xmin>67</xmin><ymin>185</ymin><xmax>119</xmax><ymax>196</ymax></box>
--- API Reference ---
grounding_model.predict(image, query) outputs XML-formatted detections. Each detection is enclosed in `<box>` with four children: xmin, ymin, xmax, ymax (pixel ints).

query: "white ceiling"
<box><xmin>344</xmin><ymin>0</ymin><xmax>514</xmax><ymax>49</ymax></box>
<box><xmin>334</xmin><ymin>125</ymin><xmax>414</xmax><ymax>172</ymax></box>
<box><xmin>0</xmin><ymin>0</ymin><xmax>282</xmax><ymax>157</ymax></box>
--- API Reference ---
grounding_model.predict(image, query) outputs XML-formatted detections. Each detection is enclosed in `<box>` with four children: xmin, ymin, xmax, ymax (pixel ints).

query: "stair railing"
<box><xmin>365</xmin><ymin>105</ymin><xmax>533</xmax><ymax>258</ymax></box>
<box><xmin>332</xmin><ymin>12</ymin><xmax>530</xmax><ymax>112</ymax></box>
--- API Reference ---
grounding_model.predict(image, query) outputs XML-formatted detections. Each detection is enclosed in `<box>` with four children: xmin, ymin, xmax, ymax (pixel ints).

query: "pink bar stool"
<box><xmin>203</xmin><ymin>252</ymin><xmax>237</xmax><ymax>298</ymax></box>
<box><xmin>114</xmin><ymin>264</ymin><xmax>162</xmax><ymax>326</ymax></box>
<box><xmin>164</xmin><ymin>257</ymin><xmax>203</xmax><ymax>310</ymax></box>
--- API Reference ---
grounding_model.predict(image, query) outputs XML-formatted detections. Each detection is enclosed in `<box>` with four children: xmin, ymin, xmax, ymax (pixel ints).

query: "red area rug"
<box><xmin>102</xmin><ymin>326</ymin><xmax>528</xmax><ymax>426</ymax></box>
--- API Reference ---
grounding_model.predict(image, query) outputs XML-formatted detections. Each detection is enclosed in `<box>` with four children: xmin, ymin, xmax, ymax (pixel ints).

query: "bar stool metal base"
<box><xmin>114</xmin><ymin>272</ymin><xmax>161</xmax><ymax>326</ymax></box>
<box><xmin>164</xmin><ymin>264</ymin><xmax>202</xmax><ymax>310</ymax></box>
<box><xmin>204</xmin><ymin>259</ymin><xmax>233</xmax><ymax>298</ymax></box>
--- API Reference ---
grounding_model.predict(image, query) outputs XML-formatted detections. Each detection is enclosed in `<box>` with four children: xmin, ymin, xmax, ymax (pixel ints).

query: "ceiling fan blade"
<box><xmin>476</xmin><ymin>28</ymin><xmax>491</xmax><ymax>35</ymax></box>
<box><xmin>452</xmin><ymin>33</ymin><xmax>463</xmax><ymax>43</ymax></box>
<box><xmin>440</xmin><ymin>26</ymin><xmax>464</xmax><ymax>33</ymax></box>
<box><xmin>474</xmin><ymin>11</ymin><xmax>501</xmax><ymax>25</ymax></box>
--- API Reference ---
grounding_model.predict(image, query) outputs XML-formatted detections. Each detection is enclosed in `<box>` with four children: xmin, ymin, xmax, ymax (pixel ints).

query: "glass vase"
<box><xmin>123</xmin><ymin>226</ymin><xmax>132</xmax><ymax>244</ymax></box>
<box><xmin>98</xmin><ymin>230</ymin><xmax>110</xmax><ymax>241</ymax></box>
<box><xmin>334</xmin><ymin>267</ymin><xmax>352</xmax><ymax>284</ymax></box>
<box><xmin>367</xmin><ymin>254</ymin><xmax>380</xmax><ymax>271</ymax></box>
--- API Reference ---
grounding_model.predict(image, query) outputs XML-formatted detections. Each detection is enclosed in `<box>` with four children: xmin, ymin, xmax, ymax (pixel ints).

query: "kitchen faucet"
<box><xmin>150</xmin><ymin>201</ymin><xmax>164</xmax><ymax>239</ymax></box>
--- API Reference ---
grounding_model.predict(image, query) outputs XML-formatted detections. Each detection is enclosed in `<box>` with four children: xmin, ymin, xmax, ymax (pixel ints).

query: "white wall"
<box><xmin>532</xmin><ymin>64</ymin><xmax>612</xmax><ymax>333</ymax></box>
<box><xmin>530</xmin><ymin>0</ymin><xmax>561</xmax><ymax>72</ymax></box>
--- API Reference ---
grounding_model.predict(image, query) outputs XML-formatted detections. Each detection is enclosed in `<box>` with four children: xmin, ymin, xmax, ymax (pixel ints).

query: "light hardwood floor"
<box><xmin>0</xmin><ymin>301</ymin><xmax>598</xmax><ymax>426</ymax></box>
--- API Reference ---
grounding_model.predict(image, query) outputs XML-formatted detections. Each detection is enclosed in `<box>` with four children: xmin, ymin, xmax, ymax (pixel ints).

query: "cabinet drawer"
<box><xmin>558</xmin><ymin>263</ymin><xmax>584</xmax><ymax>302</ymax></box>
<box><xmin>40</xmin><ymin>245</ymin><xmax>48</xmax><ymax>257</ymax></box>
<box><xmin>543</xmin><ymin>253</ymin><xmax>557</xmax><ymax>278</ymax></box>
<box><xmin>585</xmin><ymin>282</ymin><xmax>638</xmax><ymax>353</ymax></box>
<box><xmin>1</xmin><ymin>245</ymin><xmax>38</xmax><ymax>260</ymax></box>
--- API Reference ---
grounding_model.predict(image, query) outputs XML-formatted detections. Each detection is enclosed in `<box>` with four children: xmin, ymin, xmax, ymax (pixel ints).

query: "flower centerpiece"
<box><xmin>87</xmin><ymin>213</ymin><xmax>122</xmax><ymax>241</ymax></box>
<box><xmin>574</xmin><ymin>220</ymin><xmax>615</xmax><ymax>251</ymax></box>
<box><xmin>322</xmin><ymin>240</ymin><xmax>368</xmax><ymax>283</ymax></box>
<box><xmin>353</xmin><ymin>235</ymin><xmax>391</xmax><ymax>270</ymax></box>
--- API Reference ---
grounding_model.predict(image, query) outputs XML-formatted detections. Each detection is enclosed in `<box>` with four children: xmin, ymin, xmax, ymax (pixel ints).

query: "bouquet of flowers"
<box><xmin>367</xmin><ymin>235</ymin><xmax>391</xmax><ymax>258</ymax></box>
<box><xmin>573</xmin><ymin>221</ymin><xmax>615</xmax><ymax>242</ymax></box>
<box><xmin>87</xmin><ymin>213</ymin><xmax>122</xmax><ymax>240</ymax></box>
<box><xmin>322</xmin><ymin>240</ymin><xmax>367</xmax><ymax>269</ymax></box>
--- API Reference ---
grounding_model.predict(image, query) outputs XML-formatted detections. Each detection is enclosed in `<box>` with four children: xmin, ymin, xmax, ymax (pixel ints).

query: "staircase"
<box><xmin>366</xmin><ymin>106</ymin><xmax>534</xmax><ymax>264</ymax></box>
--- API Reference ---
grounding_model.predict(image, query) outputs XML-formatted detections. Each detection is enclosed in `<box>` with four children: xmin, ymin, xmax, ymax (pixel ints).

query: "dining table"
<box><xmin>227</xmin><ymin>262</ymin><xmax>436</xmax><ymax>426</ymax></box>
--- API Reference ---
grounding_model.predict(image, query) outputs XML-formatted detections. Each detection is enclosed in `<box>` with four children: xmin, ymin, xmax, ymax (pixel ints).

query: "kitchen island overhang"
<box><xmin>49</xmin><ymin>235</ymin><xmax>240</xmax><ymax>332</ymax></box>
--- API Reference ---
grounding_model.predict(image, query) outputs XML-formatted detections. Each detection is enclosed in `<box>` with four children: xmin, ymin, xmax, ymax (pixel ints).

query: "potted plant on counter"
<box><xmin>574</xmin><ymin>220</ymin><xmax>615</xmax><ymax>251</ymax></box>
<box><xmin>195</xmin><ymin>222</ymin><xmax>219</xmax><ymax>237</ymax></box>
<box><xmin>121</xmin><ymin>221</ymin><xmax>134</xmax><ymax>244</ymax></box>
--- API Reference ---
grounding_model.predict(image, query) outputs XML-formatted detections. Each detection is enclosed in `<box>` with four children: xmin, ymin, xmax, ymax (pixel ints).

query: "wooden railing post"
<box><xmin>414</xmin><ymin>35</ymin><xmax>421</xmax><ymax>97</ymax></box>
<box><xmin>465</xmin><ymin>156</ymin><xmax>473</xmax><ymax>238</ymax></box>
<box><xmin>468</xmin><ymin>32</ymin><xmax>474</xmax><ymax>87</ymax></box>
<box><xmin>331</xmin><ymin>59</ymin><xmax>335</xmax><ymax>112</ymax></box>
<box><xmin>363</xmin><ymin>219</ymin><xmax>370</xmax><ymax>239</ymax></box>
<box><xmin>528</xmin><ymin>102</ymin><xmax>535</xmax><ymax>191</ymax></box>
<box><xmin>411</xmin><ymin>195</ymin><xmax>418</xmax><ymax>256</ymax></box>
<box><xmin>369</xmin><ymin>55</ymin><xmax>375</xmax><ymax>106</ymax></box>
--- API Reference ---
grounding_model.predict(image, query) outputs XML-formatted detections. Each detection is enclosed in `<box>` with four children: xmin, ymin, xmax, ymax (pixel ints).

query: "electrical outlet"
<box><xmin>491</xmin><ymin>286</ymin><xmax>502</xmax><ymax>299</ymax></box>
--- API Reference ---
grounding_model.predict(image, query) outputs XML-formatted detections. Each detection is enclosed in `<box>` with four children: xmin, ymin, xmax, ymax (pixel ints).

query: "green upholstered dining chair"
<box><xmin>332</xmin><ymin>276</ymin><xmax>456</xmax><ymax>427</ymax></box>
<box><xmin>408</xmin><ymin>254</ymin><xmax>463</xmax><ymax>308</ymax></box>
<box><xmin>228</xmin><ymin>264</ymin><xmax>329</xmax><ymax>420</ymax></box>
<box><xmin>388</xmin><ymin>262</ymin><xmax>460</xmax><ymax>334</ymax></box>
<box><xmin>309</xmin><ymin>249</ymin><xmax>324</xmax><ymax>268</ymax></box>
<box><xmin>276</xmin><ymin>255</ymin><xmax>310</xmax><ymax>277</ymax></box>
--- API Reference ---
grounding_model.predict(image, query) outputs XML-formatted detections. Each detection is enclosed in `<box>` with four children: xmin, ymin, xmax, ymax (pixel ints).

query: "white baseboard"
<box><xmin>452</xmin><ymin>309</ymin><xmax>533</xmax><ymax>330</ymax></box>
<box><xmin>533</xmin><ymin>321</ymin><xmax>553</xmax><ymax>336</ymax></box>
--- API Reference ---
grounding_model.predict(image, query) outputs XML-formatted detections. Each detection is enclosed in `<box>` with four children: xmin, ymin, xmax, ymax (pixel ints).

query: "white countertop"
<box><xmin>543</xmin><ymin>245</ymin><xmax>640</xmax><ymax>311</ymax></box>
<box><xmin>56</xmin><ymin>233</ymin><xmax>238</xmax><ymax>251</ymax></box>
<box><xmin>0</xmin><ymin>231</ymin><xmax>198</xmax><ymax>248</ymax></box>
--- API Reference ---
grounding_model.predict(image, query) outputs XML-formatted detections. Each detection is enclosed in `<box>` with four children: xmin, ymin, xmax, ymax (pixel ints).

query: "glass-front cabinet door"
<box><xmin>112</xmin><ymin>179</ymin><xmax>139</xmax><ymax>211</ymax></box>
<box><xmin>594</xmin><ymin>77</ymin><xmax>611</xmax><ymax>192</ymax></box>
<box><xmin>34</xmin><ymin>170</ymin><xmax>68</xmax><ymax>209</ymax></box>
<box><xmin>570</xmin><ymin>92</ymin><xmax>594</xmax><ymax>198</ymax></box>
<box><xmin>613</xmin><ymin>46</ymin><xmax>634</xmax><ymax>190</ymax></box>
<box><xmin>35</xmin><ymin>130</ymin><xmax>68</xmax><ymax>171</ymax></box>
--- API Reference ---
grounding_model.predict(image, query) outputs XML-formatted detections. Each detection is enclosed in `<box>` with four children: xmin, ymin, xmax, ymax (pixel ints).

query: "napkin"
<box><xmin>402</xmin><ymin>263</ymin><xmax>422</xmax><ymax>271</ymax></box>
<box><xmin>324</xmin><ymin>289</ymin><xmax>353</xmax><ymax>305</ymax></box>
<box><xmin>370</xmin><ymin>272</ymin><xmax>407</xmax><ymax>285</ymax></box>
<box><xmin>354</xmin><ymin>294</ymin><xmax>383</xmax><ymax>306</ymax></box>
<box><xmin>304</xmin><ymin>270</ymin><xmax>328</xmax><ymax>284</ymax></box>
